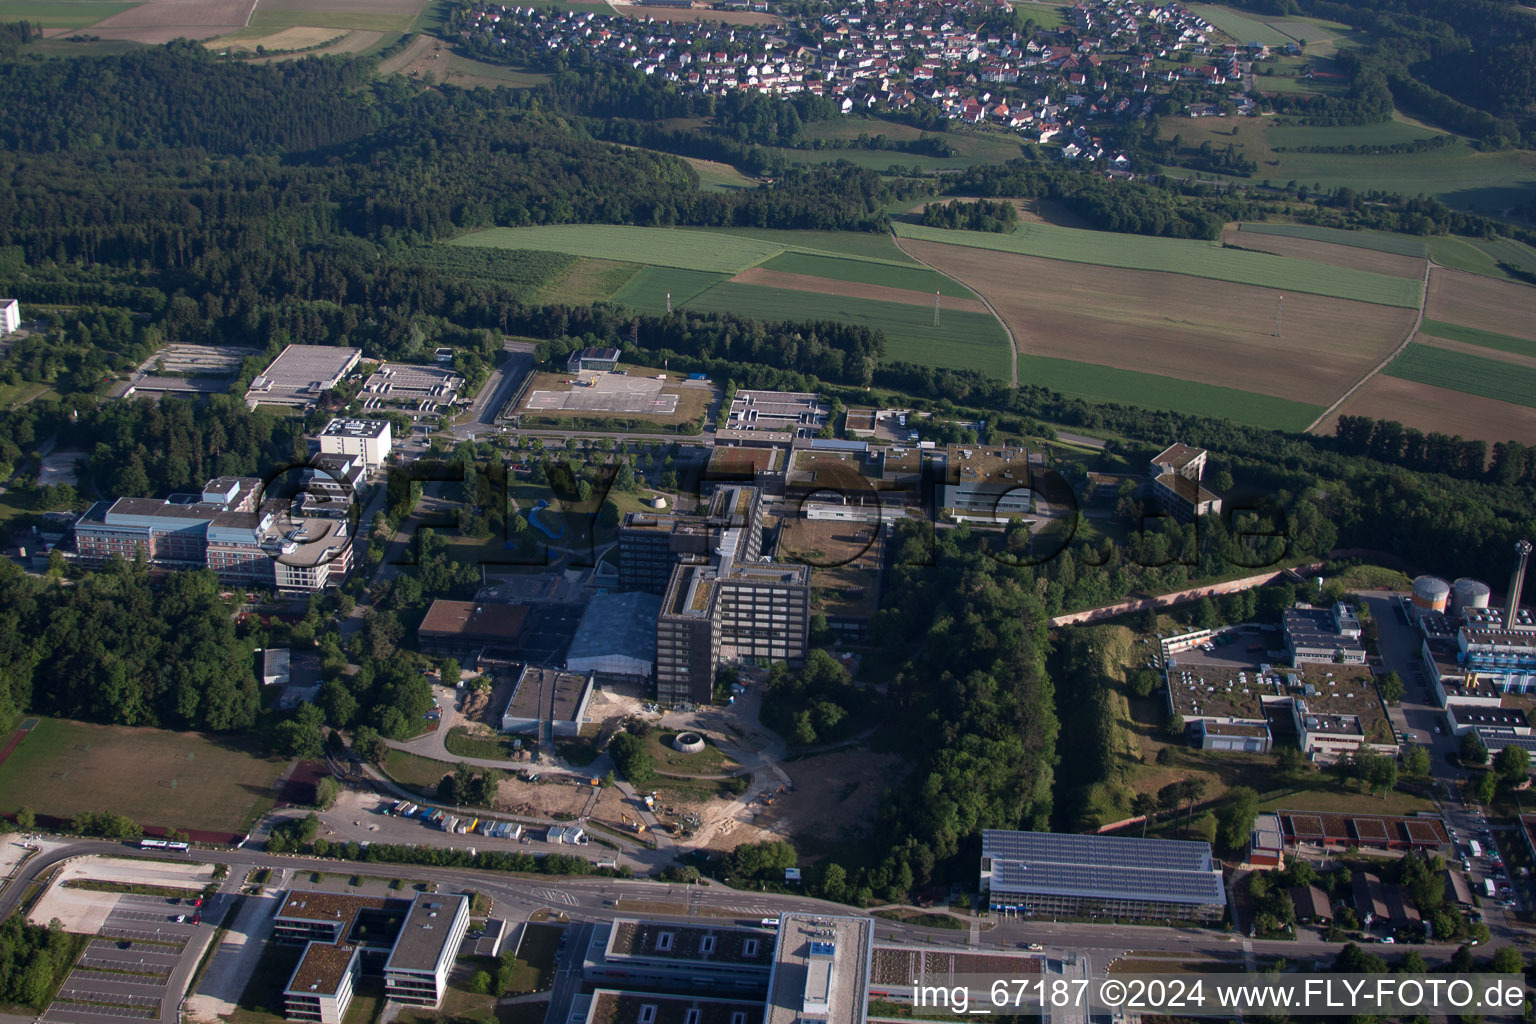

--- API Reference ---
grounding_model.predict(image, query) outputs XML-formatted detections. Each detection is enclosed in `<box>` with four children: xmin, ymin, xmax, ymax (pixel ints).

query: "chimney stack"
<box><xmin>1509</xmin><ymin>539</ymin><xmax>1532</xmax><ymax>631</ymax></box>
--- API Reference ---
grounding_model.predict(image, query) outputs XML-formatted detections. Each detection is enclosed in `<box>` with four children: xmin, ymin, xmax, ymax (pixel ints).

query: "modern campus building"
<box><xmin>581</xmin><ymin>919</ymin><xmax>778</xmax><ymax>993</ymax></box>
<box><xmin>1283</xmin><ymin>602</ymin><xmax>1366</xmax><ymax>665</ymax></box>
<box><xmin>719</xmin><ymin>389</ymin><xmax>830</xmax><ymax>445</ymax></box>
<box><xmin>566</xmin><ymin>591</ymin><xmax>663</xmax><ymax>680</ymax></box>
<box><xmin>619</xmin><ymin>485</ymin><xmax>766</xmax><ymax>595</ymax></box>
<box><xmin>567</xmin><ymin>346</ymin><xmax>622</xmax><ymax>373</ymax></box>
<box><xmin>244</xmin><ymin>345</ymin><xmax>362</xmax><ymax>410</ymax></box>
<box><xmin>417</xmin><ymin>599</ymin><xmax>528</xmax><ymax>660</ymax></box>
<box><xmin>979</xmin><ymin>829</ymin><xmax>1227</xmax><ymax>923</ymax></box>
<box><xmin>315</xmin><ymin>418</ymin><xmax>393</xmax><ymax>472</ymax></box>
<box><xmin>359</xmin><ymin>362</ymin><xmax>464</xmax><ymax>418</ymax></box>
<box><xmin>383</xmin><ymin>894</ymin><xmax>471</xmax><ymax>1008</ymax></box>
<box><xmin>74</xmin><ymin>476</ymin><xmax>352</xmax><ymax>593</ymax></box>
<box><xmin>764</xmin><ymin>914</ymin><xmax>873</xmax><ymax>1024</ymax></box>
<box><xmin>284</xmin><ymin>943</ymin><xmax>361</xmax><ymax>1024</ymax></box>
<box><xmin>0</xmin><ymin>298</ymin><xmax>19</xmax><ymax>335</ymax></box>
<box><xmin>1148</xmin><ymin>442</ymin><xmax>1222</xmax><ymax>520</ymax></box>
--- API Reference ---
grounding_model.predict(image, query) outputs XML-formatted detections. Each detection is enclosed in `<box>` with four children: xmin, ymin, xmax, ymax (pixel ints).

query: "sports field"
<box><xmin>893</xmin><ymin>221</ymin><xmax>1422</xmax><ymax>307</ymax></box>
<box><xmin>0</xmin><ymin>718</ymin><xmax>288</xmax><ymax>836</ymax></box>
<box><xmin>902</xmin><ymin>237</ymin><xmax>1414</xmax><ymax>410</ymax></box>
<box><xmin>1383</xmin><ymin>344</ymin><xmax>1536</xmax><ymax>409</ymax></box>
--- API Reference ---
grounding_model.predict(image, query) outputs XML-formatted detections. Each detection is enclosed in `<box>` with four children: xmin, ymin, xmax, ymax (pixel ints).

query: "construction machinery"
<box><xmin>621</xmin><ymin>811</ymin><xmax>647</xmax><ymax>834</ymax></box>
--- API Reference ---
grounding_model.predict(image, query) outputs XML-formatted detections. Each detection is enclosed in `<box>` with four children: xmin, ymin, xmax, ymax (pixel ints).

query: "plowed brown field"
<box><xmin>83</xmin><ymin>0</ymin><xmax>251</xmax><ymax>41</ymax></box>
<box><xmin>1426</xmin><ymin>267</ymin><xmax>1536</xmax><ymax>342</ymax></box>
<box><xmin>902</xmin><ymin>238</ymin><xmax>1417</xmax><ymax>406</ymax></box>
<box><xmin>1321</xmin><ymin>373</ymin><xmax>1536</xmax><ymax>446</ymax></box>
<box><xmin>1222</xmin><ymin>227</ymin><xmax>1425</xmax><ymax>279</ymax></box>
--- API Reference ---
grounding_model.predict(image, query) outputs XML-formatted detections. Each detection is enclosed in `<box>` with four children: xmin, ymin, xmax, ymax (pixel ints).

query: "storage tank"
<box><xmin>1412</xmin><ymin>575</ymin><xmax>1451</xmax><ymax>615</ymax></box>
<box><xmin>1450</xmin><ymin>578</ymin><xmax>1492</xmax><ymax>618</ymax></box>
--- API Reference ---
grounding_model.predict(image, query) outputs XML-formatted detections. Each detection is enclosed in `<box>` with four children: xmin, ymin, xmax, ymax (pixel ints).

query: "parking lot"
<box><xmin>41</xmin><ymin>894</ymin><xmax>210</xmax><ymax>1024</ymax></box>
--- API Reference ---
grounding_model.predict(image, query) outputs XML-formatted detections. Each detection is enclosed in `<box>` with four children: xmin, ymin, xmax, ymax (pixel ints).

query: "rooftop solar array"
<box><xmin>982</xmin><ymin>830</ymin><xmax>1224</xmax><ymax>906</ymax></box>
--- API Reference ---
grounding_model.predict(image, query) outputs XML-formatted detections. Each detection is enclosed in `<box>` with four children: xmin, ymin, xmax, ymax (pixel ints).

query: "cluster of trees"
<box><xmin>1334</xmin><ymin>415</ymin><xmax>1523</xmax><ymax>483</ymax></box>
<box><xmin>436</xmin><ymin>763</ymin><xmax>503</xmax><ymax>807</ymax></box>
<box><xmin>0</xmin><ymin>915</ymin><xmax>76</xmax><ymax>1011</ymax></box>
<box><xmin>919</xmin><ymin>198</ymin><xmax>1019</xmax><ymax>233</ymax></box>
<box><xmin>760</xmin><ymin>650</ymin><xmax>866</xmax><ymax>748</ymax></box>
<box><xmin>0</xmin><ymin>560</ymin><xmax>258</xmax><ymax>733</ymax></box>
<box><xmin>609</xmin><ymin>723</ymin><xmax>657</xmax><ymax>787</ymax></box>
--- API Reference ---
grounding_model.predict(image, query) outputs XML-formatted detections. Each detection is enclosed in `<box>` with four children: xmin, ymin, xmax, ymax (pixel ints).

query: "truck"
<box><xmin>1485</xmin><ymin>878</ymin><xmax>1498</xmax><ymax>899</ymax></box>
<box><xmin>1470</xmin><ymin>839</ymin><xmax>1483</xmax><ymax>859</ymax></box>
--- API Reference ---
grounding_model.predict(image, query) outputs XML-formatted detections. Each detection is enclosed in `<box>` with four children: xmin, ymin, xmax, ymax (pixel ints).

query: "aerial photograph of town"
<box><xmin>0</xmin><ymin>0</ymin><xmax>1534</xmax><ymax>1018</ymax></box>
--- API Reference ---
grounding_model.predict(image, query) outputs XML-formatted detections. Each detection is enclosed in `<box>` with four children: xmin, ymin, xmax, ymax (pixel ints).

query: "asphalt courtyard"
<box><xmin>42</xmin><ymin>894</ymin><xmax>208</xmax><ymax>1024</ymax></box>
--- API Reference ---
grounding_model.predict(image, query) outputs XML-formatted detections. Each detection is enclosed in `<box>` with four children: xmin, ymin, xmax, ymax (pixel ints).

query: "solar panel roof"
<box><xmin>983</xmin><ymin>830</ymin><xmax>1225</xmax><ymax>906</ymax></box>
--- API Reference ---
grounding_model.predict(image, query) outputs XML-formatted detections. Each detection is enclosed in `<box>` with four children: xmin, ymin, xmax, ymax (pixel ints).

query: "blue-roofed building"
<box><xmin>980</xmin><ymin>829</ymin><xmax>1226</xmax><ymax>923</ymax></box>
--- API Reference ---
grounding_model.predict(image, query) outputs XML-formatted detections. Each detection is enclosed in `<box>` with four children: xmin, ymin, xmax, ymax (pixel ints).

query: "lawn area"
<box><xmin>759</xmin><ymin>251</ymin><xmax>978</xmax><ymax>299</ymax></box>
<box><xmin>1419</xmin><ymin>319</ymin><xmax>1536</xmax><ymax>360</ymax></box>
<box><xmin>506</xmin><ymin>923</ymin><xmax>562</xmax><ymax>993</ymax></box>
<box><xmin>683</xmin><ymin>281</ymin><xmax>1013</xmax><ymax>378</ymax></box>
<box><xmin>536</xmin><ymin>258</ymin><xmax>641</xmax><ymax>304</ymax></box>
<box><xmin>0</xmin><ymin>380</ymin><xmax>57</xmax><ymax>410</ymax></box>
<box><xmin>1016</xmin><ymin>354</ymin><xmax>1323</xmax><ymax>430</ymax></box>
<box><xmin>452</xmin><ymin>225</ymin><xmax>783</xmax><ymax>273</ymax></box>
<box><xmin>444</xmin><ymin>726</ymin><xmax>519</xmax><ymax>760</ymax></box>
<box><xmin>0</xmin><ymin>0</ymin><xmax>138</xmax><ymax>26</ymax></box>
<box><xmin>0</xmin><ymin>718</ymin><xmax>287</xmax><ymax>836</ymax></box>
<box><xmin>1328</xmin><ymin>564</ymin><xmax>1413</xmax><ymax>591</ymax></box>
<box><xmin>382</xmin><ymin>748</ymin><xmax>455</xmax><ymax>792</ymax></box>
<box><xmin>232</xmin><ymin>939</ymin><xmax>303</xmax><ymax>1024</ymax></box>
<box><xmin>648</xmin><ymin>731</ymin><xmax>740</xmax><ymax>776</ymax></box>
<box><xmin>610</xmin><ymin>266</ymin><xmax>731</xmax><ymax>314</ymax></box>
<box><xmin>893</xmin><ymin>220</ymin><xmax>1422</xmax><ymax>307</ymax></box>
<box><xmin>1237</xmin><ymin>221</ymin><xmax>1428</xmax><ymax>257</ymax></box>
<box><xmin>1384</xmin><ymin>344</ymin><xmax>1536</xmax><ymax>408</ymax></box>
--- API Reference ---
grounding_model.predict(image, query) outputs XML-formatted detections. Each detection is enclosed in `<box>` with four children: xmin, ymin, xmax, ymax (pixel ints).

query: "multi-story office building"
<box><xmin>0</xmin><ymin>298</ymin><xmax>19</xmax><ymax>335</ymax></box>
<box><xmin>315</xmin><ymin>418</ymin><xmax>393</xmax><ymax>473</ymax></box>
<box><xmin>284</xmin><ymin>943</ymin><xmax>361</xmax><ymax>1024</ymax></box>
<box><xmin>75</xmin><ymin>476</ymin><xmax>352</xmax><ymax>593</ymax></box>
<box><xmin>384</xmin><ymin>894</ymin><xmax>470</xmax><ymax>1008</ymax></box>
<box><xmin>619</xmin><ymin>485</ymin><xmax>764</xmax><ymax>595</ymax></box>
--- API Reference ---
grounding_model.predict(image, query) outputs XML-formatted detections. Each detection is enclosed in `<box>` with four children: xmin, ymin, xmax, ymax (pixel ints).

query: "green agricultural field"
<box><xmin>1237</xmin><ymin>222</ymin><xmax>1428</xmax><ymax>257</ymax></box>
<box><xmin>1267</xmin><ymin>142</ymin><xmax>1536</xmax><ymax>214</ymax></box>
<box><xmin>1267</xmin><ymin>120</ymin><xmax>1444</xmax><ymax>150</ymax></box>
<box><xmin>1419</xmin><ymin>319</ymin><xmax>1536</xmax><ymax>360</ymax></box>
<box><xmin>893</xmin><ymin>221</ymin><xmax>1423</xmax><ymax>307</ymax></box>
<box><xmin>760</xmin><ymin>251</ymin><xmax>977</xmax><ymax>298</ymax></box>
<box><xmin>0</xmin><ymin>718</ymin><xmax>288</xmax><ymax>835</ymax></box>
<box><xmin>610</xmin><ymin>266</ymin><xmax>731</xmax><ymax>314</ymax></box>
<box><xmin>1017</xmin><ymin>355</ymin><xmax>1322</xmax><ymax>430</ymax></box>
<box><xmin>684</xmin><ymin>281</ymin><xmax>1013</xmax><ymax>378</ymax></box>
<box><xmin>0</xmin><ymin>0</ymin><xmax>138</xmax><ymax>26</ymax></box>
<box><xmin>394</xmin><ymin>246</ymin><xmax>574</xmax><ymax>292</ymax></box>
<box><xmin>1429</xmin><ymin>235</ymin><xmax>1536</xmax><ymax>282</ymax></box>
<box><xmin>452</xmin><ymin>225</ymin><xmax>782</xmax><ymax>273</ymax></box>
<box><xmin>248</xmin><ymin>6</ymin><xmax>420</xmax><ymax>33</ymax></box>
<box><xmin>684</xmin><ymin>227</ymin><xmax>919</xmax><ymax>264</ymax></box>
<box><xmin>1189</xmin><ymin>4</ymin><xmax>1298</xmax><ymax>45</ymax></box>
<box><xmin>538</xmin><ymin>258</ymin><xmax>640</xmax><ymax>304</ymax></box>
<box><xmin>1384</xmin><ymin>344</ymin><xmax>1536</xmax><ymax>408</ymax></box>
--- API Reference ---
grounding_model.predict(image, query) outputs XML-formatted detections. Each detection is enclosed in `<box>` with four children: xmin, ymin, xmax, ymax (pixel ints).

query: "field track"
<box><xmin>730</xmin><ymin>267</ymin><xmax>990</xmax><ymax>313</ymax></box>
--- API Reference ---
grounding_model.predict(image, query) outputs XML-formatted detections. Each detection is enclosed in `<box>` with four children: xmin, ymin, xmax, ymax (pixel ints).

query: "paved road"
<box><xmin>452</xmin><ymin>344</ymin><xmax>536</xmax><ymax>439</ymax></box>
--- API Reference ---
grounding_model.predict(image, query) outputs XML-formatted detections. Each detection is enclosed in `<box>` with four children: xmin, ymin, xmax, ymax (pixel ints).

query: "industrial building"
<box><xmin>315</xmin><ymin>418</ymin><xmax>393</xmax><ymax>473</ymax></box>
<box><xmin>979</xmin><ymin>829</ymin><xmax>1226</xmax><ymax>923</ymax></box>
<box><xmin>74</xmin><ymin>476</ymin><xmax>353</xmax><ymax>594</ymax></box>
<box><xmin>567</xmin><ymin>346</ymin><xmax>622</xmax><ymax>373</ymax></box>
<box><xmin>500</xmin><ymin>663</ymin><xmax>595</xmax><ymax>738</ymax></box>
<box><xmin>566</xmin><ymin>591</ymin><xmax>662</xmax><ymax>679</ymax></box>
<box><xmin>244</xmin><ymin>345</ymin><xmax>362</xmax><ymax>410</ymax></box>
<box><xmin>0</xmin><ymin>298</ymin><xmax>19</xmax><ymax>335</ymax></box>
<box><xmin>1147</xmin><ymin>442</ymin><xmax>1222</xmax><ymax>521</ymax></box>
<box><xmin>1282</xmin><ymin>602</ymin><xmax>1366</xmax><ymax>665</ymax></box>
<box><xmin>383</xmin><ymin>894</ymin><xmax>470</xmax><ymax>1008</ymax></box>
<box><xmin>416</xmin><ymin>599</ymin><xmax>528</xmax><ymax>660</ymax></box>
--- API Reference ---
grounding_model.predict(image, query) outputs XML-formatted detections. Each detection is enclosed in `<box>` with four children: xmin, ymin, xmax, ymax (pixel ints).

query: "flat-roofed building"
<box><xmin>0</xmin><ymin>298</ymin><xmax>19</xmax><ymax>335</ymax></box>
<box><xmin>1279</xmin><ymin>810</ymin><xmax>1449</xmax><ymax>852</ymax></box>
<box><xmin>384</xmin><ymin>893</ymin><xmax>470</xmax><ymax>1008</ymax></box>
<box><xmin>417</xmin><ymin>600</ymin><xmax>528</xmax><ymax>659</ymax></box>
<box><xmin>577</xmin><ymin>990</ymin><xmax>765</xmax><ymax>1024</ymax></box>
<box><xmin>567</xmin><ymin>591</ymin><xmax>662</xmax><ymax>679</ymax></box>
<box><xmin>284</xmin><ymin>943</ymin><xmax>360</xmax><ymax>1024</ymax></box>
<box><xmin>619</xmin><ymin>485</ymin><xmax>764</xmax><ymax>595</ymax></box>
<box><xmin>866</xmin><ymin>947</ymin><xmax>1043</xmax><ymax>1006</ymax></box>
<box><xmin>273</xmin><ymin>892</ymin><xmax>399</xmax><ymax>947</ymax></box>
<box><xmin>1248</xmin><ymin>812</ymin><xmax>1285</xmax><ymax>869</ymax></box>
<box><xmin>74</xmin><ymin>476</ymin><xmax>352</xmax><ymax>593</ymax></box>
<box><xmin>764</xmin><ymin>913</ymin><xmax>871</xmax><ymax>1024</ymax></box>
<box><xmin>1459</xmin><ymin>607</ymin><xmax>1536</xmax><ymax>691</ymax></box>
<box><xmin>360</xmin><ymin>363</ymin><xmax>464</xmax><ymax>418</ymax></box>
<box><xmin>245</xmin><ymin>345</ymin><xmax>361</xmax><ymax>410</ymax></box>
<box><xmin>582</xmin><ymin>919</ymin><xmax>776</xmax><ymax>993</ymax></box>
<box><xmin>980</xmin><ymin>829</ymin><xmax>1226</xmax><ymax>922</ymax></box>
<box><xmin>567</xmin><ymin>347</ymin><xmax>622</xmax><ymax>373</ymax></box>
<box><xmin>1284</xmin><ymin>602</ymin><xmax>1366</xmax><ymax>665</ymax></box>
<box><xmin>500</xmin><ymin>663</ymin><xmax>594</xmax><ymax>737</ymax></box>
<box><xmin>315</xmin><ymin>418</ymin><xmax>393</xmax><ymax>473</ymax></box>
<box><xmin>724</xmin><ymin>390</ymin><xmax>829</xmax><ymax>442</ymax></box>
<box><xmin>1148</xmin><ymin>442</ymin><xmax>1221</xmax><ymax>521</ymax></box>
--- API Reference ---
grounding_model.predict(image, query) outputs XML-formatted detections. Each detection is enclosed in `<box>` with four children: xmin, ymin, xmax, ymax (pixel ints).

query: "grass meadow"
<box><xmin>1015</xmin><ymin>355</ymin><xmax>1322</xmax><ymax>430</ymax></box>
<box><xmin>893</xmin><ymin>221</ymin><xmax>1423</xmax><ymax>307</ymax></box>
<box><xmin>0</xmin><ymin>718</ymin><xmax>287</xmax><ymax>834</ymax></box>
<box><xmin>610</xmin><ymin>266</ymin><xmax>730</xmax><ymax>312</ymax></box>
